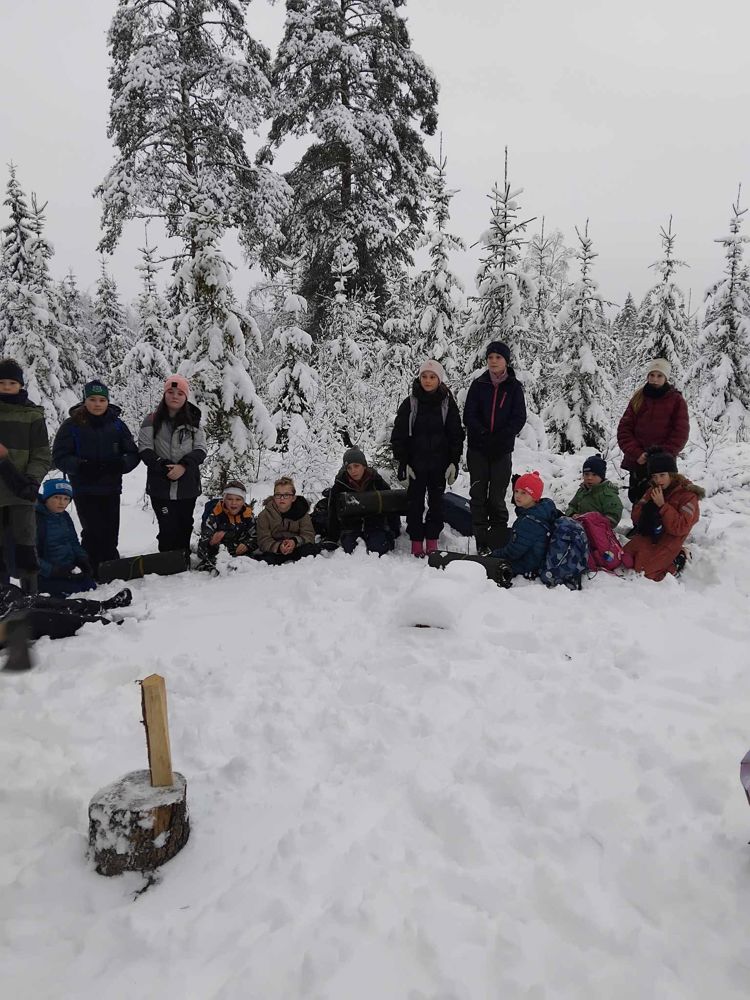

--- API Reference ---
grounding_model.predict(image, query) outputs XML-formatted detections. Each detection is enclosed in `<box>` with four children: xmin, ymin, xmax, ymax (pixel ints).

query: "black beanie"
<box><xmin>646</xmin><ymin>449</ymin><xmax>678</xmax><ymax>475</ymax></box>
<box><xmin>343</xmin><ymin>447</ymin><xmax>367</xmax><ymax>467</ymax></box>
<box><xmin>0</xmin><ymin>358</ymin><xmax>24</xmax><ymax>385</ymax></box>
<box><xmin>582</xmin><ymin>454</ymin><xmax>607</xmax><ymax>480</ymax></box>
<box><xmin>485</xmin><ymin>341</ymin><xmax>511</xmax><ymax>363</ymax></box>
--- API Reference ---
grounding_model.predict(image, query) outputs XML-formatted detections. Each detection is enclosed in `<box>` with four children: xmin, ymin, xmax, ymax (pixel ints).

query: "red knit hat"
<box><xmin>514</xmin><ymin>471</ymin><xmax>544</xmax><ymax>502</ymax></box>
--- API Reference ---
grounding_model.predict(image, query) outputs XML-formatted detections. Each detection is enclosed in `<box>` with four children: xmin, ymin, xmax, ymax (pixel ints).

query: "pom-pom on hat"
<box><xmin>646</xmin><ymin>358</ymin><xmax>671</xmax><ymax>379</ymax></box>
<box><xmin>41</xmin><ymin>478</ymin><xmax>74</xmax><ymax>501</ymax></box>
<box><xmin>485</xmin><ymin>341</ymin><xmax>511</xmax><ymax>363</ymax></box>
<box><xmin>0</xmin><ymin>358</ymin><xmax>24</xmax><ymax>385</ymax></box>
<box><xmin>343</xmin><ymin>447</ymin><xmax>367</xmax><ymax>468</ymax></box>
<box><xmin>646</xmin><ymin>448</ymin><xmax>678</xmax><ymax>475</ymax></box>
<box><xmin>83</xmin><ymin>379</ymin><xmax>109</xmax><ymax>400</ymax></box>
<box><xmin>582</xmin><ymin>454</ymin><xmax>607</xmax><ymax>480</ymax></box>
<box><xmin>222</xmin><ymin>479</ymin><xmax>247</xmax><ymax>501</ymax></box>
<box><xmin>164</xmin><ymin>374</ymin><xmax>190</xmax><ymax>398</ymax></box>
<box><xmin>418</xmin><ymin>359</ymin><xmax>447</xmax><ymax>384</ymax></box>
<box><xmin>514</xmin><ymin>470</ymin><xmax>544</xmax><ymax>502</ymax></box>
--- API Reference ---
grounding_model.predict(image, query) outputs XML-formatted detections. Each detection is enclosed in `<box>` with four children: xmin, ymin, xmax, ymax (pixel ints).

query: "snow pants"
<box><xmin>150</xmin><ymin>498</ymin><xmax>197</xmax><ymax>553</ymax></box>
<box><xmin>0</xmin><ymin>504</ymin><xmax>38</xmax><ymax>588</ymax></box>
<box><xmin>74</xmin><ymin>494</ymin><xmax>121</xmax><ymax>573</ymax></box>
<box><xmin>466</xmin><ymin>450</ymin><xmax>512</xmax><ymax>550</ymax></box>
<box><xmin>406</xmin><ymin>468</ymin><xmax>446</xmax><ymax>542</ymax></box>
<box><xmin>252</xmin><ymin>542</ymin><xmax>321</xmax><ymax>565</ymax></box>
<box><xmin>339</xmin><ymin>527</ymin><xmax>395</xmax><ymax>556</ymax></box>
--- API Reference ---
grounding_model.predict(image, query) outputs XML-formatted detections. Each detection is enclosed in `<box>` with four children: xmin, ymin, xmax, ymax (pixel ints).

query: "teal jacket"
<box><xmin>565</xmin><ymin>480</ymin><xmax>623</xmax><ymax>527</ymax></box>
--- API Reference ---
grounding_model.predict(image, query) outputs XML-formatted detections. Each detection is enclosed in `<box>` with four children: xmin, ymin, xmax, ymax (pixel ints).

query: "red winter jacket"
<box><xmin>617</xmin><ymin>385</ymin><xmax>689</xmax><ymax>471</ymax></box>
<box><xmin>624</xmin><ymin>475</ymin><xmax>703</xmax><ymax>581</ymax></box>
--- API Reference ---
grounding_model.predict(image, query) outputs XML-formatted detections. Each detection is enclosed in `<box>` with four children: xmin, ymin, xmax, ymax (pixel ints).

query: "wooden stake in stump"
<box><xmin>88</xmin><ymin>673</ymin><xmax>190</xmax><ymax>877</ymax></box>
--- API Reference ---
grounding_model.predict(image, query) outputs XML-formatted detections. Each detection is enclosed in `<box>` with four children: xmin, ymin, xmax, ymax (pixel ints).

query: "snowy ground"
<box><xmin>2</xmin><ymin>445</ymin><xmax>750</xmax><ymax>1000</ymax></box>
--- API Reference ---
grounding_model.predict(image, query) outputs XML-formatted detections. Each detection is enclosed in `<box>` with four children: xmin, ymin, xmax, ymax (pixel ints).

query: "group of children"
<box><xmin>0</xmin><ymin>346</ymin><xmax>705</xmax><ymax>667</ymax></box>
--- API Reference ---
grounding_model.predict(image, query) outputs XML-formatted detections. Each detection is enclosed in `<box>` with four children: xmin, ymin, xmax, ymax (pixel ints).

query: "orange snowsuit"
<box><xmin>624</xmin><ymin>475</ymin><xmax>704</xmax><ymax>581</ymax></box>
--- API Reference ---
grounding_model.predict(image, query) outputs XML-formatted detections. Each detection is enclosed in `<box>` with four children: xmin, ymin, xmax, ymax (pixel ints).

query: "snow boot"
<box><xmin>100</xmin><ymin>588</ymin><xmax>133</xmax><ymax>611</ymax></box>
<box><xmin>411</xmin><ymin>540</ymin><xmax>425</xmax><ymax>558</ymax></box>
<box><xmin>425</xmin><ymin>538</ymin><xmax>439</xmax><ymax>555</ymax></box>
<box><xmin>2</xmin><ymin>612</ymin><xmax>33</xmax><ymax>672</ymax></box>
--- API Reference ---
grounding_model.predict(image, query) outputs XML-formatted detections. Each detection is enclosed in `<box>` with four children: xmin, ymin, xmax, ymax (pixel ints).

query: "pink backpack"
<box><xmin>573</xmin><ymin>512</ymin><xmax>634</xmax><ymax>572</ymax></box>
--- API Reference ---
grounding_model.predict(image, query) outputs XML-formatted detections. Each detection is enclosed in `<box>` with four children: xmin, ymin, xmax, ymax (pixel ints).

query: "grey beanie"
<box><xmin>343</xmin><ymin>447</ymin><xmax>367</xmax><ymax>467</ymax></box>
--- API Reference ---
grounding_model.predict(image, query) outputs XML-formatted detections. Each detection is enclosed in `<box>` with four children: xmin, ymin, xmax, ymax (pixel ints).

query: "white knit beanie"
<box><xmin>418</xmin><ymin>359</ymin><xmax>447</xmax><ymax>384</ymax></box>
<box><xmin>646</xmin><ymin>358</ymin><xmax>671</xmax><ymax>379</ymax></box>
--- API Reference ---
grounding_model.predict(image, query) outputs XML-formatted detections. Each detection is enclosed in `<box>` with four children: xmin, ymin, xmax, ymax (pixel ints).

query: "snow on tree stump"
<box><xmin>88</xmin><ymin>769</ymin><xmax>189</xmax><ymax>876</ymax></box>
<box><xmin>88</xmin><ymin>673</ymin><xmax>189</xmax><ymax>876</ymax></box>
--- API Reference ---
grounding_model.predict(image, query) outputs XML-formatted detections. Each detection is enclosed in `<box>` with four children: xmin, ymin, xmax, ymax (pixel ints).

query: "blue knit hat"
<box><xmin>41</xmin><ymin>478</ymin><xmax>74</xmax><ymax>501</ymax></box>
<box><xmin>582</xmin><ymin>454</ymin><xmax>607</xmax><ymax>480</ymax></box>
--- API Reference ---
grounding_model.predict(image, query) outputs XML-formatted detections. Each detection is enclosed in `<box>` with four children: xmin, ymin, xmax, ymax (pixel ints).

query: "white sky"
<box><xmin>1</xmin><ymin>0</ymin><xmax>748</xmax><ymax>315</ymax></box>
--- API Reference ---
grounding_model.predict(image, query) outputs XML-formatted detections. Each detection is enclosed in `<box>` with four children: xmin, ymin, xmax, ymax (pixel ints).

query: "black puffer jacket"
<box><xmin>327</xmin><ymin>467</ymin><xmax>394</xmax><ymax>541</ymax></box>
<box><xmin>463</xmin><ymin>369</ymin><xmax>527</xmax><ymax>457</ymax></box>
<box><xmin>53</xmin><ymin>403</ymin><xmax>140</xmax><ymax>496</ymax></box>
<box><xmin>391</xmin><ymin>381</ymin><xmax>464</xmax><ymax>472</ymax></box>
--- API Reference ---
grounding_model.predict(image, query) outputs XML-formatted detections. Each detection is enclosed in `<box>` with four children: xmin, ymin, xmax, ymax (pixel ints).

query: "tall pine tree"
<box><xmin>93</xmin><ymin>260</ymin><xmax>128</xmax><ymax>385</ymax></box>
<box><xmin>544</xmin><ymin>223</ymin><xmax>613</xmax><ymax>453</ymax></box>
<box><xmin>687</xmin><ymin>190</ymin><xmax>750</xmax><ymax>441</ymax></box>
<box><xmin>262</xmin><ymin>0</ymin><xmax>439</xmax><ymax>331</ymax></box>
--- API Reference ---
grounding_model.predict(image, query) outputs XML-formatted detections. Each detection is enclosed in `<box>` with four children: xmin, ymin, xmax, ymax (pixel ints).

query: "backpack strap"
<box><xmin>408</xmin><ymin>396</ymin><xmax>417</xmax><ymax>436</ymax></box>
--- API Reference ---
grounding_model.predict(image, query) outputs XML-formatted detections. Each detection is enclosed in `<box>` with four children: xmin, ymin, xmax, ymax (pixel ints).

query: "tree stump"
<box><xmin>88</xmin><ymin>769</ymin><xmax>189</xmax><ymax>876</ymax></box>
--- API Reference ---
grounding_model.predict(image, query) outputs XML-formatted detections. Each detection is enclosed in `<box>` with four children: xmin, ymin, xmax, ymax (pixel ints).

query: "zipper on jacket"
<box><xmin>490</xmin><ymin>388</ymin><xmax>507</xmax><ymax>433</ymax></box>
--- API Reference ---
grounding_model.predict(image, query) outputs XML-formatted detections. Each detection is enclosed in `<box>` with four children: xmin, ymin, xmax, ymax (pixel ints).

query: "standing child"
<box><xmin>196</xmin><ymin>480</ymin><xmax>257</xmax><ymax>572</ymax></box>
<box><xmin>326</xmin><ymin>447</ymin><xmax>396</xmax><ymax>555</ymax></box>
<box><xmin>35</xmin><ymin>479</ymin><xmax>97</xmax><ymax>596</ymax></box>
<box><xmin>565</xmin><ymin>454</ymin><xmax>623</xmax><ymax>527</ymax></box>
<box><xmin>254</xmin><ymin>477</ymin><xmax>320</xmax><ymax>564</ymax></box>
<box><xmin>490</xmin><ymin>471</ymin><xmax>558</xmax><ymax>578</ymax></box>
<box><xmin>0</xmin><ymin>358</ymin><xmax>51</xmax><ymax>593</ymax></box>
<box><xmin>391</xmin><ymin>359</ymin><xmax>464</xmax><ymax>557</ymax></box>
<box><xmin>138</xmin><ymin>375</ymin><xmax>207</xmax><ymax>554</ymax></box>
<box><xmin>624</xmin><ymin>450</ymin><xmax>703</xmax><ymax>581</ymax></box>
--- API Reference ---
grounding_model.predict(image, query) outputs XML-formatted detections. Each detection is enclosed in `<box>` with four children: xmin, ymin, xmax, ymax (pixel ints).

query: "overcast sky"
<box><xmin>1</xmin><ymin>0</ymin><xmax>748</xmax><ymax>315</ymax></box>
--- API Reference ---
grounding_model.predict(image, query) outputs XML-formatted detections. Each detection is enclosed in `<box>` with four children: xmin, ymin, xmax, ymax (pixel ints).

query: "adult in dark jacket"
<box><xmin>462</xmin><ymin>341</ymin><xmax>527</xmax><ymax>552</ymax></box>
<box><xmin>35</xmin><ymin>479</ymin><xmax>96</xmax><ymax>596</ymax></box>
<box><xmin>138</xmin><ymin>375</ymin><xmax>207</xmax><ymax>553</ymax></box>
<box><xmin>0</xmin><ymin>357</ymin><xmax>51</xmax><ymax>593</ymax></box>
<box><xmin>391</xmin><ymin>359</ymin><xmax>464</xmax><ymax>557</ymax></box>
<box><xmin>52</xmin><ymin>379</ymin><xmax>140</xmax><ymax>574</ymax></box>
<box><xmin>617</xmin><ymin>358</ymin><xmax>689</xmax><ymax>504</ymax></box>
<box><xmin>327</xmin><ymin>447</ymin><xmax>396</xmax><ymax>555</ymax></box>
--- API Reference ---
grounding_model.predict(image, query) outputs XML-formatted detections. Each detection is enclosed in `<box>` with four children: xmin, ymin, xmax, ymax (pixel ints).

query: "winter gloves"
<box><xmin>445</xmin><ymin>463</ymin><xmax>457</xmax><ymax>486</ymax></box>
<box><xmin>397</xmin><ymin>463</ymin><xmax>416</xmax><ymax>482</ymax></box>
<box><xmin>0</xmin><ymin>459</ymin><xmax>39</xmax><ymax>502</ymax></box>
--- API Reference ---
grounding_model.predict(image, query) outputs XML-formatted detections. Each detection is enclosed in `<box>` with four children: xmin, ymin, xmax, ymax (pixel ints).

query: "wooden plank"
<box><xmin>140</xmin><ymin>674</ymin><xmax>174</xmax><ymax>787</ymax></box>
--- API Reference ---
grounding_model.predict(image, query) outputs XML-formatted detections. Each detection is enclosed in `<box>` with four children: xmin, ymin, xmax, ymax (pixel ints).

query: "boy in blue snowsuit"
<box><xmin>490</xmin><ymin>471</ymin><xmax>558</xmax><ymax>577</ymax></box>
<box><xmin>35</xmin><ymin>479</ymin><xmax>97</xmax><ymax>596</ymax></box>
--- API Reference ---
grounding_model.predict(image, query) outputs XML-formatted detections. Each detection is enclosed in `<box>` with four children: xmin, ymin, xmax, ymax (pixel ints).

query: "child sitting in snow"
<box><xmin>624</xmin><ymin>449</ymin><xmax>703</xmax><ymax>581</ymax></box>
<box><xmin>35</xmin><ymin>479</ymin><xmax>97</xmax><ymax>596</ymax></box>
<box><xmin>196</xmin><ymin>479</ymin><xmax>257</xmax><ymax>573</ymax></box>
<box><xmin>490</xmin><ymin>471</ymin><xmax>559</xmax><ymax>577</ymax></box>
<box><xmin>565</xmin><ymin>454</ymin><xmax>623</xmax><ymax>527</ymax></box>
<box><xmin>326</xmin><ymin>446</ymin><xmax>396</xmax><ymax>555</ymax></box>
<box><xmin>254</xmin><ymin>476</ymin><xmax>320</xmax><ymax>565</ymax></box>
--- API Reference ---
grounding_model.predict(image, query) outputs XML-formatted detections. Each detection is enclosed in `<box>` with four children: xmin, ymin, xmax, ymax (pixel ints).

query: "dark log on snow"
<box><xmin>88</xmin><ymin>770</ymin><xmax>189</xmax><ymax>876</ymax></box>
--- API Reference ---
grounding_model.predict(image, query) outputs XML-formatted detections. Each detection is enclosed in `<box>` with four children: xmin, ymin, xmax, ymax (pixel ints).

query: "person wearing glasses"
<box><xmin>254</xmin><ymin>477</ymin><xmax>320</xmax><ymax>564</ymax></box>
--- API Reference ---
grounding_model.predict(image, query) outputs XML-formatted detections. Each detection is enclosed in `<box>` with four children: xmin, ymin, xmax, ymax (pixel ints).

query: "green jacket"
<box><xmin>565</xmin><ymin>479</ymin><xmax>623</xmax><ymax>527</ymax></box>
<box><xmin>0</xmin><ymin>396</ymin><xmax>52</xmax><ymax>507</ymax></box>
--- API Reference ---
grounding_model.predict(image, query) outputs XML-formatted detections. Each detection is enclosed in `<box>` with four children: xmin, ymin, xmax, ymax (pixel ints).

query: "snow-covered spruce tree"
<box><xmin>92</xmin><ymin>260</ymin><xmax>128</xmax><ymax>386</ymax></box>
<box><xmin>686</xmin><ymin>191</ymin><xmax>750</xmax><ymax>441</ymax></box>
<box><xmin>97</xmin><ymin>0</ymin><xmax>288</xmax><ymax>303</ymax></box>
<box><xmin>463</xmin><ymin>150</ymin><xmax>537</xmax><ymax>374</ymax></box>
<box><xmin>521</xmin><ymin>220</ymin><xmax>572</xmax><ymax>410</ymax></box>
<box><xmin>633</xmin><ymin>218</ymin><xmax>691</xmax><ymax>382</ymax></box>
<box><xmin>544</xmin><ymin>222</ymin><xmax>614</xmax><ymax>453</ymax></box>
<box><xmin>262</xmin><ymin>0</ymin><xmax>439</xmax><ymax>332</ymax></box>
<box><xmin>117</xmin><ymin>240</ymin><xmax>172</xmax><ymax>425</ymax></box>
<box><xmin>176</xmin><ymin>192</ymin><xmax>276</xmax><ymax>489</ymax></box>
<box><xmin>611</xmin><ymin>291</ymin><xmax>638</xmax><ymax>376</ymax></box>
<box><xmin>267</xmin><ymin>257</ymin><xmax>320</xmax><ymax>456</ymax></box>
<box><xmin>412</xmin><ymin>145</ymin><xmax>466</xmax><ymax>377</ymax></box>
<box><xmin>0</xmin><ymin>164</ymin><xmax>35</xmax><ymax>353</ymax></box>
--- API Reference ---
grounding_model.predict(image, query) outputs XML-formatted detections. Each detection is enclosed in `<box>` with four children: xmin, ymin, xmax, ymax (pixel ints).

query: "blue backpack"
<box><xmin>539</xmin><ymin>515</ymin><xmax>589</xmax><ymax>590</ymax></box>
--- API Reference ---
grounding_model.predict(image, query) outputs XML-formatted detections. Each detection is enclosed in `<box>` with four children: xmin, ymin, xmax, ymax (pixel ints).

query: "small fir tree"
<box><xmin>93</xmin><ymin>260</ymin><xmax>128</xmax><ymax>385</ymax></box>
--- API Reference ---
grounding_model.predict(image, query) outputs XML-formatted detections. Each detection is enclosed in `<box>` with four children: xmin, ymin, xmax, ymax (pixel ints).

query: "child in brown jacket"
<box><xmin>254</xmin><ymin>477</ymin><xmax>320</xmax><ymax>565</ymax></box>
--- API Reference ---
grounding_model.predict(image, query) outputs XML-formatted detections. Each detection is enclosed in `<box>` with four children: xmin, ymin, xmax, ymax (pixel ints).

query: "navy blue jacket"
<box><xmin>35</xmin><ymin>501</ymin><xmax>88</xmax><ymax>577</ymax></box>
<box><xmin>52</xmin><ymin>404</ymin><xmax>140</xmax><ymax>496</ymax></box>
<box><xmin>391</xmin><ymin>381</ymin><xmax>464</xmax><ymax>472</ymax></box>
<box><xmin>492</xmin><ymin>497</ymin><xmax>558</xmax><ymax>576</ymax></box>
<box><xmin>463</xmin><ymin>369</ymin><xmax>527</xmax><ymax>457</ymax></box>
